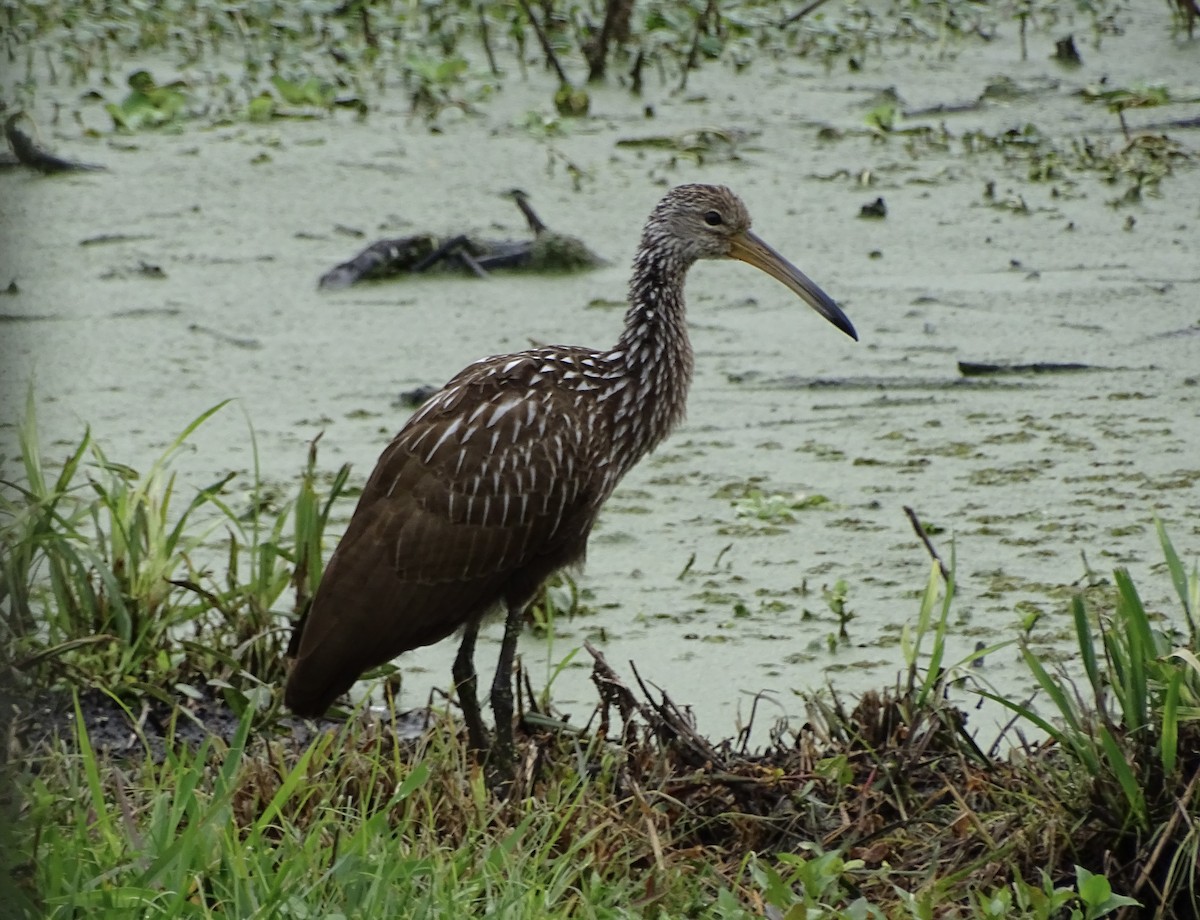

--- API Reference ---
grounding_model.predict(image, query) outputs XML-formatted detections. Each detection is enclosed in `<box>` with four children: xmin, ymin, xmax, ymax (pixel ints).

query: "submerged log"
<box><xmin>318</xmin><ymin>235</ymin><xmax>439</xmax><ymax>289</ymax></box>
<box><xmin>317</xmin><ymin>191</ymin><xmax>604</xmax><ymax>289</ymax></box>
<box><xmin>957</xmin><ymin>360</ymin><xmax>1095</xmax><ymax>377</ymax></box>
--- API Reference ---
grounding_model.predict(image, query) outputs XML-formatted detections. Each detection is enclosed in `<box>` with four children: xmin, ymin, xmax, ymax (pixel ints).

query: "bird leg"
<box><xmin>489</xmin><ymin>600</ymin><xmax>525</xmax><ymax>764</ymax></box>
<box><xmin>452</xmin><ymin>618</ymin><xmax>489</xmax><ymax>753</ymax></box>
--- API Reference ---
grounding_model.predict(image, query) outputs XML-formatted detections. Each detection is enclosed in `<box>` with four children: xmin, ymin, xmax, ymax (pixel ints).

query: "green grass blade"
<box><xmin>1161</xmin><ymin>669</ymin><xmax>1182</xmax><ymax>776</ymax></box>
<box><xmin>1155</xmin><ymin>518</ymin><xmax>1197</xmax><ymax>641</ymax></box>
<box><xmin>1072</xmin><ymin>595</ymin><xmax>1104</xmax><ymax>710</ymax></box>
<box><xmin>50</xmin><ymin>424</ymin><xmax>92</xmax><ymax>497</ymax></box>
<box><xmin>250</xmin><ymin>735</ymin><xmax>326</xmax><ymax>837</ymax></box>
<box><xmin>975</xmin><ymin>688</ymin><xmax>1070</xmax><ymax>752</ymax></box>
<box><xmin>903</xmin><ymin>561</ymin><xmax>942</xmax><ymax>694</ymax></box>
<box><xmin>917</xmin><ymin>562</ymin><xmax>954</xmax><ymax>707</ymax></box>
<box><xmin>134</xmin><ymin>709</ymin><xmax>254</xmax><ymax>889</ymax></box>
<box><xmin>1097</xmin><ymin>725</ymin><xmax>1147</xmax><ymax>829</ymax></box>
<box><xmin>17</xmin><ymin>386</ymin><xmax>47</xmax><ymax>498</ymax></box>
<box><xmin>1113</xmin><ymin>568</ymin><xmax>1151</xmax><ymax>733</ymax></box>
<box><xmin>162</xmin><ymin>399</ymin><xmax>233</xmax><ymax>456</ymax></box>
<box><xmin>164</xmin><ymin>472</ymin><xmax>237</xmax><ymax>551</ymax></box>
<box><xmin>71</xmin><ymin>692</ymin><xmax>122</xmax><ymax>856</ymax></box>
<box><xmin>1019</xmin><ymin>646</ymin><xmax>1100</xmax><ymax>773</ymax></box>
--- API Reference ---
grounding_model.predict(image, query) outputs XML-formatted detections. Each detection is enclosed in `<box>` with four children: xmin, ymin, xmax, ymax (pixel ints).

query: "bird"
<box><xmin>284</xmin><ymin>184</ymin><xmax>857</xmax><ymax>761</ymax></box>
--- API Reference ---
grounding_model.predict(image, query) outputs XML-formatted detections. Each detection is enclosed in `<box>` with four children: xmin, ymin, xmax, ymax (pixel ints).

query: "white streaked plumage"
<box><xmin>284</xmin><ymin>184</ymin><xmax>855</xmax><ymax>765</ymax></box>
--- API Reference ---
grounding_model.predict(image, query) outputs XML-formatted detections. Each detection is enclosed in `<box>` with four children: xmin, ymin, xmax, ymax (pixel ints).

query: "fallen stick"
<box><xmin>904</xmin><ymin>505</ymin><xmax>951</xmax><ymax>584</ymax></box>
<box><xmin>5</xmin><ymin>113</ymin><xmax>106</xmax><ymax>174</ymax></box>
<box><xmin>584</xmin><ymin>640</ymin><xmax>728</xmax><ymax>770</ymax></box>
<box><xmin>956</xmin><ymin>360</ymin><xmax>1094</xmax><ymax>377</ymax></box>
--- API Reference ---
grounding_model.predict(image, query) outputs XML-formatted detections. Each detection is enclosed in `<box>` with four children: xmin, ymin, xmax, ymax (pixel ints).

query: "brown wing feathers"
<box><xmin>284</xmin><ymin>350</ymin><xmax>602</xmax><ymax>715</ymax></box>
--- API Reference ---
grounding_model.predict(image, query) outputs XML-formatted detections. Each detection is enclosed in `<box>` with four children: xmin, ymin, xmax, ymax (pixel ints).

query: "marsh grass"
<box><xmin>981</xmin><ymin>520</ymin><xmax>1200</xmax><ymax>911</ymax></box>
<box><xmin>3</xmin><ymin>410</ymin><xmax>1199</xmax><ymax>917</ymax></box>
<box><xmin>1</xmin><ymin>398</ymin><xmax>349</xmax><ymax>711</ymax></box>
<box><xmin>14</xmin><ymin>696</ymin><xmax>704</xmax><ymax>917</ymax></box>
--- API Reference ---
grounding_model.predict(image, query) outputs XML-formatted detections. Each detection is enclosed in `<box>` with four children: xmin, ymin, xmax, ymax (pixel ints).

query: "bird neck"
<box><xmin>602</xmin><ymin>244</ymin><xmax>696</xmax><ymax>463</ymax></box>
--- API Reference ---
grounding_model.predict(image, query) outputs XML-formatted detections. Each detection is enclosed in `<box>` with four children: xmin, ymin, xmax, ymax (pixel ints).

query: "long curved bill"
<box><xmin>729</xmin><ymin>230</ymin><xmax>857</xmax><ymax>341</ymax></box>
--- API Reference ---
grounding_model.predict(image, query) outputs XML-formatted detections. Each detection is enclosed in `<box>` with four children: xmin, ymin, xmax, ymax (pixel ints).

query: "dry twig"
<box><xmin>904</xmin><ymin>505</ymin><xmax>951</xmax><ymax>583</ymax></box>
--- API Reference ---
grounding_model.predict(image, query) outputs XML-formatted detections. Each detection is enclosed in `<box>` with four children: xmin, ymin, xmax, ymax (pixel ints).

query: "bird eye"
<box><xmin>703</xmin><ymin>210</ymin><xmax>724</xmax><ymax>226</ymax></box>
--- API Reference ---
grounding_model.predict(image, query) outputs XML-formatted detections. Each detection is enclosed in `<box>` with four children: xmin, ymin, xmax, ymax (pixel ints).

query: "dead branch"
<box><xmin>586</xmin><ymin>0</ymin><xmax>636</xmax><ymax>83</ymax></box>
<box><xmin>778</xmin><ymin>0</ymin><xmax>836</xmax><ymax>28</ymax></box>
<box><xmin>904</xmin><ymin>505</ymin><xmax>951</xmax><ymax>584</ymax></box>
<box><xmin>516</xmin><ymin>0</ymin><xmax>570</xmax><ymax>86</ymax></box>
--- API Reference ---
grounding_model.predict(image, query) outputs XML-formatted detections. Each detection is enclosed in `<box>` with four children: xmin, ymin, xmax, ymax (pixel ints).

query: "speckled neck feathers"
<box><xmin>601</xmin><ymin>211</ymin><xmax>698</xmax><ymax>473</ymax></box>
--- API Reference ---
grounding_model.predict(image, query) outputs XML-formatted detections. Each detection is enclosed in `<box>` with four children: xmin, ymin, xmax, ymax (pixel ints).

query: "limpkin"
<box><xmin>285</xmin><ymin>184</ymin><xmax>857</xmax><ymax>759</ymax></box>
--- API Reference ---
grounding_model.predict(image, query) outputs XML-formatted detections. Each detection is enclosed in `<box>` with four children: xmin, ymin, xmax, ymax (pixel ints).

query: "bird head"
<box><xmin>647</xmin><ymin>184</ymin><xmax>857</xmax><ymax>341</ymax></box>
<box><xmin>646</xmin><ymin>184</ymin><xmax>752</xmax><ymax>263</ymax></box>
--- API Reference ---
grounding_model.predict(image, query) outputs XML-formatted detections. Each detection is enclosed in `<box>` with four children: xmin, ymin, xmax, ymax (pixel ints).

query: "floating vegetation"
<box><xmin>1081</xmin><ymin>83</ymin><xmax>1174</xmax><ymax>139</ymax></box>
<box><xmin>960</xmin><ymin>122</ymin><xmax>1191</xmax><ymax>197</ymax></box>
<box><xmin>732</xmin><ymin>488</ymin><xmax>829</xmax><ymax>524</ymax></box>
<box><xmin>615</xmin><ymin>127</ymin><xmax>758</xmax><ymax>164</ymax></box>
<box><xmin>104</xmin><ymin>69</ymin><xmax>189</xmax><ymax>131</ymax></box>
<box><xmin>4</xmin><ymin>2</ymin><xmax>1200</xmax><ymax>913</ymax></box>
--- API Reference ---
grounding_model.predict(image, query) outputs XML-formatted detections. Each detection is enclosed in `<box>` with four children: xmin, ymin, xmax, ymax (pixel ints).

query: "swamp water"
<box><xmin>1</xmin><ymin>4</ymin><xmax>1197</xmax><ymax>738</ymax></box>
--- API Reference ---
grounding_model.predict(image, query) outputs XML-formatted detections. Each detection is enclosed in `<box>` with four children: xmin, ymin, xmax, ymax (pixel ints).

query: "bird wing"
<box><xmin>285</xmin><ymin>348</ymin><xmax>613</xmax><ymax>715</ymax></box>
<box><xmin>346</xmin><ymin>349</ymin><xmax>603</xmax><ymax>585</ymax></box>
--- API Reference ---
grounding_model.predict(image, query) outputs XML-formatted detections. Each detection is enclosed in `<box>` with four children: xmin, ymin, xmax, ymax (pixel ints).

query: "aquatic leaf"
<box><xmin>697</xmin><ymin>34</ymin><xmax>723</xmax><ymax>58</ymax></box>
<box><xmin>554</xmin><ymin>85</ymin><xmax>590</xmax><ymax>117</ymax></box>
<box><xmin>1080</xmin><ymin>83</ymin><xmax>1171</xmax><ymax>111</ymax></box>
<box><xmin>644</xmin><ymin>8</ymin><xmax>691</xmax><ymax>32</ymax></box>
<box><xmin>271</xmin><ymin>74</ymin><xmax>335</xmax><ymax>108</ymax></box>
<box><xmin>517</xmin><ymin>110</ymin><xmax>567</xmax><ymax>138</ymax></box>
<box><xmin>106</xmin><ymin>71</ymin><xmax>188</xmax><ymax>131</ymax></box>
<box><xmin>246</xmin><ymin>92</ymin><xmax>275</xmax><ymax>123</ymax></box>
<box><xmin>616</xmin><ymin>128</ymin><xmax>753</xmax><ymax>159</ymax></box>
<box><xmin>864</xmin><ymin>103</ymin><xmax>896</xmax><ymax>132</ymax></box>
<box><xmin>406</xmin><ymin>54</ymin><xmax>469</xmax><ymax>85</ymax></box>
<box><xmin>616</xmin><ymin>134</ymin><xmax>679</xmax><ymax>149</ymax></box>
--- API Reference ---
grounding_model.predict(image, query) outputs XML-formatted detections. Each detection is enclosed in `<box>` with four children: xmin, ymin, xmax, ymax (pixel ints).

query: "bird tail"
<box><xmin>284</xmin><ymin>654</ymin><xmax>355</xmax><ymax>718</ymax></box>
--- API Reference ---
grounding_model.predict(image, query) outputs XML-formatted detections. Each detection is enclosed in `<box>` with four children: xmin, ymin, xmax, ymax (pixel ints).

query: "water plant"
<box><xmin>0</xmin><ymin>396</ymin><xmax>349</xmax><ymax>707</ymax></box>
<box><xmin>4</xmin><ymin>429</ymin><xmax>1197</xmax><ymax>915</ymax></box>
<box><xmin>104</xmin><ymin>70</ymin><xmax>190</xmax><ymax>131</ymax></box>
<box><xmin>981</xmin><ymin>522</ymin><xmax>1200</xmax><ymax>908</ymax></box>
<box><xmin>1081</xmin><ymin>82</ymin><xmax>1173</xmax><ymax>140</ymax></box>
<box><xmin>4</xmin><ymin>0</ymin><xmax>1145</xmax><ymax>134</ymax></box>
